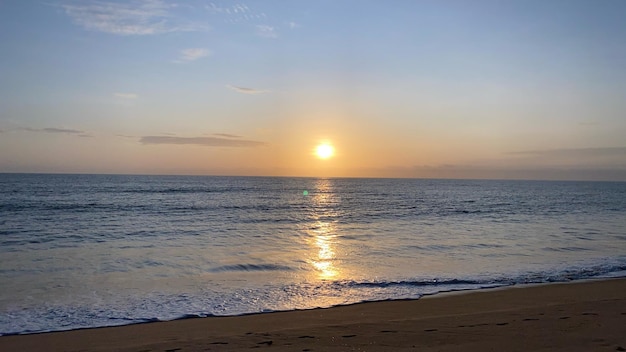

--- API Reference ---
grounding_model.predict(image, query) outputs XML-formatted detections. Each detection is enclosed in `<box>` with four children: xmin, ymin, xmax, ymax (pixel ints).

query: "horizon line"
<box><xmin>1</xmin><ymin>171</ymin><xmax>625</xmax><ymax>183</ymax></box>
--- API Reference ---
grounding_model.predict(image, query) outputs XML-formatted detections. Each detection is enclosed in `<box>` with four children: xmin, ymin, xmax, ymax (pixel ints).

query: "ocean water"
<box><xmin>1</xmin><ymin>174</ymin><xmax>625</xmax><ymax>335</ymax></box>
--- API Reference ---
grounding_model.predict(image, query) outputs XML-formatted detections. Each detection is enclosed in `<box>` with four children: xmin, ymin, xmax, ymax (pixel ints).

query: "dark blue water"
<box><xmin>1</xmin><ymin>174</ymin><xmax>625</xmax><ymax>335</ymax></box>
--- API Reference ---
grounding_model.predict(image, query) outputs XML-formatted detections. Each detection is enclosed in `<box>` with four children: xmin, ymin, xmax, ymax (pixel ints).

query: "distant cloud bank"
<box><xmin>360</xmin><ymin>164</ymin><xmax>626</xmax><ymax>182</ymax></box>
<box><xmin>508</xmin><ymin>147</ymin><xmax>626</xmax><ymax>157</ymax></box>
<box><xmin>139</xmin><ymin>135</ymin><xmax>266</xmax><ymax>147</ymax></box>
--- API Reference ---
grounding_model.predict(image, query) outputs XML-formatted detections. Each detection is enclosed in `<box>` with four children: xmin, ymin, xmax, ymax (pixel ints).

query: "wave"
<box><xmin>119</xmin><ymin>186</ymin><xmax>263</xmax><ymax>195</ymax></box>
<box><xmin>322</xmin><ymin>262</ymin><xmax>626</xmax><ymax>291</ymax></box>
<box><xmin>342</xmin><ymin>278</ymin><xmax>486</xmax><ymax>288</ymax></box>
<box><xmin>209</xmin><ymin>263</ymin><xmax>294</xmax><ymax>272</ymax></box>
<box><xmin>2</xmin><ymin>261</ymin><xmax>625</xmax><ymax>337</ymax></box>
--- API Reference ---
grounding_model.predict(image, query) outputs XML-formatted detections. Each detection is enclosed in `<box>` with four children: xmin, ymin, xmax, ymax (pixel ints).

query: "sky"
<box><xmin>1</xmin><ymin>0</ymin><xmax>625</xmax><ymax>180</ymax></box>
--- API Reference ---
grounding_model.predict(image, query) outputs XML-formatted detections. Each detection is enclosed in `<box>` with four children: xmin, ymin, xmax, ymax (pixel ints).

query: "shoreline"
<box><xmin>0</xmin><ymin>282</ymin><xmax>512</xmax><ymax>338</ymax></box>
<box><xmin>0</xmin><ymin>278</ymin><xmax>607</xmax><ymax>337</ymax></box>
<box><xmin>1</xmin><ymin>278</ymin><xmax>625</xmax><ymax>351</ymax></box>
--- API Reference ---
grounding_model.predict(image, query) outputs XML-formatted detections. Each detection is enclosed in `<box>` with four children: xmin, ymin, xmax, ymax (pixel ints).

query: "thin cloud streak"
<box><xmin>42</xmin><ymin>128</ymin><xmax>85</xmax><ymax>134</ymax></box>
<box><xmin>19</xmin><ymin>127</ymin><xmax>85</xmax><ymax>134</ymax></box>
<box><xmin>213</xmin><ymin>133</ymin><xmax>242</xmax><ymax>138</ymax></box>
<box><xmin>62</xmin><ymin>0</ymin><xmax>208</xmax><ymax>35</ymax></box>
<box><xmin>176</xmin><ymin>48</ymin><xmax>211</xmax><ymax>62</ymax></box>
<box><xmin>227</xmin><ymin>85</ymin><xmax>269</xmax><ymax>95</ymax></box>
<box><xmin>139</xmin><ymin>135</ymin><xmax>266</xmax><ymax>147</ymax></box>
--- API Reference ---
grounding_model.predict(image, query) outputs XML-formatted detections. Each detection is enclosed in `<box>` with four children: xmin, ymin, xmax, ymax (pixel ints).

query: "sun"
<box><xmin>315</xmin><ymin>143</ymin><xmax>335</xmax><ymax>159</ymax></box>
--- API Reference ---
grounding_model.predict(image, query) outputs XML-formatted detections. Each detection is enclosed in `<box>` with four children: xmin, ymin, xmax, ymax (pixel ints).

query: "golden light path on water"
<box><xmin>310</xmin><ymin>221</ymin><xmax>338</xmax><ymax>280</ymax></box>
<box><xmin>306</xmin><ymin>179</ymin><xmax>340</xmax><ymax>281</ymax></box>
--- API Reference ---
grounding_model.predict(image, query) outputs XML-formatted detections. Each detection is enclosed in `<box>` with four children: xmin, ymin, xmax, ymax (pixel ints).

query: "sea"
<box><xmin>1</xmin><ymin>173</ymin><xmax>625</xmax><ymax>335</ymax></box>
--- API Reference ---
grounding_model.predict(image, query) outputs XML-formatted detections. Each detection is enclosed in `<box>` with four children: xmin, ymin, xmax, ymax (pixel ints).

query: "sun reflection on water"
<box><xmin>310</xmin><ymin>221</ymin><xmax>338</xmax><ymax>280</ymax></box>
<box><xmin>306</xmin><ymin>179</ymin><xmax>341</xmax><ymax>281</ymax></box>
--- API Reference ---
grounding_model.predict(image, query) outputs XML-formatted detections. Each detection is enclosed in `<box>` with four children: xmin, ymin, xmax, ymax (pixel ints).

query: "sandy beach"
<box><xmin>1</xmin><ymin>278</ymin><xmax>625</xmax><ymax>351</ymax></box>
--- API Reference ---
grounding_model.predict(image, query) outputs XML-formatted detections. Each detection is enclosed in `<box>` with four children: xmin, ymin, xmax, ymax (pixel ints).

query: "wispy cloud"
<box><xmin>256</xmin><ymin>25</ymin><xmax>277</xmax><ymax>38</ymax></box>
<box><xmin>114</xmin><ymin>92</ymin><xmax>138</xmax><ymax>99</ymax></box>
<box><xmin>175</xmin><ymin>48</ymin><xmax>211</xmax><ymax>63</ymax></box>
<box><xmin>61</xmin><ymin>0</ymin><xmax>208</xmax><ymax>35</ymax></box>
<box><xmin>19</xmin><ymin>127</ymin><xmax>92</xmax><ymax>137</ymax></box>
<box><xmin>227</xmin><ymin>85</ymin><xmax>269</xmax><ymax>95</ymax></box>
<box><xmin>206</xmin><ymin>2</ymin><xmax>249</xmax><ymax>15</ymax></box>
<box><xmin>22</xmin><ymin>127</ymin><xmax>83</xmax><ymax>134</ymax></box>
<box><xmin>213</xmin><ymin>133</ymin><xmax>242</xmax><ymax>138</ymax></box>
<box><xmin>286</xmin><ymin>21</ymin><xmax>299</xmax><ymax>29</ymax></box>
<box><xmin>205</xmin><ymin>2</ymin><xmax>266</xmax><ymax>24</ymax></box>
<box><xmin>139</xmin><ymin>135</ymin><xmax>266</xmax><ymax>147</ymax></box>
<box><xmin>42</xmin><ymin>127</ymin><xmax>85</xmax><ymax>134</ymax></box>
<box><xmin>202</xmin><ymin>3</ymin><xmax>278</xmax><ymax>38</ymax></box>
<box><xmin>116</xmin><ymin>134</ymin><xmax>136</xmax><ymax>139</ymax></box>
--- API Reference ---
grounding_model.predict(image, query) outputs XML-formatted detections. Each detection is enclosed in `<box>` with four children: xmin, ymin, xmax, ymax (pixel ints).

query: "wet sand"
<box><xmin>1</xmin><ymin>278</ymin><xmax>625</xmax><ymax>351</ymax></box>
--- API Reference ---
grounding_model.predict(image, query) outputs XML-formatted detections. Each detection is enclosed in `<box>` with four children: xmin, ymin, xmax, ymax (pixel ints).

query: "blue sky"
<box><xmin>1</xmin><ymin>0</ymin><xmax>625</xmax><ymax>180</ymax></box>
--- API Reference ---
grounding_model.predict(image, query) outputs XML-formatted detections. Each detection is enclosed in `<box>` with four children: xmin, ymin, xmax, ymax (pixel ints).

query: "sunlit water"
<box><xmin>1</xmin><ymin>174</ymin><xmax>625</xmax><ymax>335</ymax></box>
